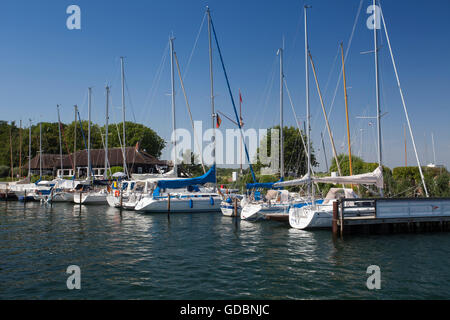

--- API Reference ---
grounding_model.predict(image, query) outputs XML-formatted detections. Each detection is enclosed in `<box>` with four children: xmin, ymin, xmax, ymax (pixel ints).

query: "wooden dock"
<box><xmin>333</xmin><ymin>197</ymin><xmax>450</xmax><ymax>236</ymax></box>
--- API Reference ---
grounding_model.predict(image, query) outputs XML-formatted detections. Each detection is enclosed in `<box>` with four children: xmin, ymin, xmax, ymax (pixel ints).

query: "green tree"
<box><xmin>253</xmin><ymin>125</ymin><xmax>317</xmax><ymax>178</ymax></box>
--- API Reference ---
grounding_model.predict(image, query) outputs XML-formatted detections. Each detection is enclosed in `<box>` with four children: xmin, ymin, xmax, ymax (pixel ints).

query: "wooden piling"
<box><xmin>332</xmin><ymin>201</ymin><xmax>339</xmax><ymax>236</ymax></box>
<box><xmin>233</xmin><ymin>198</ymin><xmax>238</xmax><ymax>217</ymax></box>
<box><xmin>167</xmin><ymin>194</ymin><xmax>171</xmax><ymax>220</ymax></box>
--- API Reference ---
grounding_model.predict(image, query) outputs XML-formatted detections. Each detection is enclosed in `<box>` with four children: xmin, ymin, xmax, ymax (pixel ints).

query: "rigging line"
<box><xmin>313</xmin><ymin>0</ymin><xmax>364</xmax><ymax>135</ymax></box>
<box><xmin>210</xmin><ymin>16</ymin><xmax>257</xmax><ymax>183</ymax></box>
<box><xmin>124</xmin><ymin>74</ymin><xmax>137</xmax><ymax>123</ymax></box>
<box><xmin>142</xmin><ymin>41</ymin><xmax>169</xmax><ymax>121</ymax></box>
<box><xmin>173</xmin><ymin>51</ymin><xmax>206</xmax><ymax>174</ymax></box>
<box><xmin>183</xmin><ymin>12</ymin><xmax>207</xmax><ymax>81</ymax></box>
<box><xmin>380</xmin><ymin>5</ymin><xmax>429</xmax><ymax>197</ymax></box>
<box><xmin>284</xmin><ymin>77</ymin><xmax>317</xmax><ymax>177</ymax></box>
<box><xmin>256</xmin><ymin>56</ymin><xmax>278</xmax><ymax>130</ymax></box>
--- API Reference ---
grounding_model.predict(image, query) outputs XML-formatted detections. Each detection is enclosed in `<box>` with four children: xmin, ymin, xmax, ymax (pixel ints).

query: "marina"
<box><xmin>1</xmin><ymin>0</ymin><xmax>450</xmax><ymax>302</ymax></box>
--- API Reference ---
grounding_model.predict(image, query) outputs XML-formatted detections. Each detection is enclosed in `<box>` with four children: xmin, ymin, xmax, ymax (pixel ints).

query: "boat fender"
<box><xmin>210</xmin><ymin>196</ymin><xmax>214</xmax><ymax>206</ymax></box>
<box><xmin>189</xmin><ymin>199</ymin><xmax>193</xmax><ymax>208</ymax></box>
<box><xmin>115</xmin><ymin>190</ymin><xmax>120</xmax><ymax>197</ymax></box>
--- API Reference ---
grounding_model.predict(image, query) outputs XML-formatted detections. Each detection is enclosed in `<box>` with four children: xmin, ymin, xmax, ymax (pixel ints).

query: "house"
<box><xmin>26</xmin><ymin>147</ymin><xmax>170</xmax><ymax>178</ymax></box>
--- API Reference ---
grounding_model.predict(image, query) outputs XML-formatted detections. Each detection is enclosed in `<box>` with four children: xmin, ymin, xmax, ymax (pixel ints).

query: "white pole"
<box><xmin>278</xmin><ymin>47</ymin><xmax>284</xmax><ymax>179</ymax></box>
<box><xmin>304</xmin><ymin>5</ymin><xmax>314</xmax><ymax>203</ymax></box>
<box><xmin>207</xmin><ymin>7</ymin><xmax>216</xmax><ymax>188</ymax></box>
<box><xmin>57</xmin><ymin>105</ymin><xmax>63</xmax><ymax>177</ymax></box>
<box><xmin>88</xmin><ymin>87</ymin><xmax>92</xmax><ymax>179</ymax></box>
<box><xmin>120</xmin><ymin>57</ymin><xmax>127</xmax><ymax>177</ymax></box>
<box><xmin>28</xmin><ymin>119</ymin><xmax>31</xmax><ymax>178</ymax></box>
<box><xmin>105</xmin><ymin>85</ymin><xmax>110</xmax><ymax>178</ymax></box>
<box><xmin>39</xmin><ymin>121</ymin><xmax>42</xmax><ymax>178</ymax></box>
<box><xmin>431</xmin><ymin>133</ymin><xmax>436</xmax><ymax>165</ymax></box>
<box><xmin>169</xmin><ymin>37</ymin><xmax>178</xmax><ymax>177</ymax></box>
<box><xmin>380</xmin><ymin>7</ymin><xmax>429</xmax><ymax>197</ymax></box>
<box><xmin>373</xmin><ymin>0</ymin><xmax>383</xmax><ymax>197</ymax></box>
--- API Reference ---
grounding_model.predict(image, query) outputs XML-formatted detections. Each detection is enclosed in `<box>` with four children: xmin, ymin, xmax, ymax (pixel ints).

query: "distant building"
<box><xmin>26</xmin><ymin>147</ymin><xmax>170</xmax><ymax>178</ymax></box>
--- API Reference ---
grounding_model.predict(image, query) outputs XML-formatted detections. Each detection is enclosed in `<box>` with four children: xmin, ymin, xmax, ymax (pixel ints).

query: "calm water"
<box><xmin>0</xmin><ymin>201</ymin><xmax>449</xmax><ymax>300</ymax></box>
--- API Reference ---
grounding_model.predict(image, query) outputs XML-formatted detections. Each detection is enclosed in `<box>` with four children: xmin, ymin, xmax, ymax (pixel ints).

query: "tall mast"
<box><xmin>88</xmin><ymin>87</ymin><xmax>92</xmax><ymax>179</ymax></box>
<box><xmin>57</xmin><ymin>105</ymin><xmax>63</xmax><ymax>177</ymax></box>
<box><xmin>321</xmin><ymin>132</ymin><xmax>328</xmax><ymax>172</ymax></box>
<box><xmin>278</xmin><ymin>47</ymin><xmax>284</xmax><ymax>179</ymax></box>
<box><xmin>239</xmin><ymin>89</ymin><xmax>243</xmax><ymax>175</ymax></box>
<box><xmin>169</xmin><ymin>37</ymin><xmax>178</xmax><ymax>177</ymax></box>
<box><xmin>28</xmin><ymin>120</ymin><xmax>31</xmax><ymax>178</ymax></box>
<box><xmin>304</xmin><ymin>5</ymin><xmax>313</xmax><ymax>201</ymax></box>
<box><xmin>431</xmin><ymin>132</ymin><xmax>436</xmax><ymax>165</ymax></box>
<box><xmin>309</xmin><ymin>52</ymin><xmax>342</xmax><ymax>177</ymax></box>
<box><xmin>19</xmin><ymin>120</ymin><xmax>22</xmax><ymax>178</ymax></box>
<box><xmin>74</xmin><ymin>105</ymin><xmax>77</xmax><ymax>178</ymax></box>
<box><xmin>120</xmin><ymin>57</ymin><xmax>127</xmax><ymax>176</ymax></box>
<box><xmin>9</xmin><ymin>126</ymin><xmax>13</xmax><ymax>180</ymax></box>
<box><xmin>404</xmin><ymin>124</ymin><xmax>407</xmax><ymax>167</ymax></box>
<box><xmin>39</xmin><ymin>121</ymin><xmax>42</xmax><ymax>178</ymax></box>
<box><xmin>105</xmin><ymin>86</ymin><xmax>110</xmax><ymax>178</ymax></box>
<box><xmin>373</xmin><ymin>0</ymin><xmax>383</xmax><ymax>196</ymax></box>
<box><xmin>207</xmin><ymin>7</ymin><xmax>216</xmax><ymax>184</ymax></box>
<box><xmin>341</xmin><ymin>42</ymin><xmax>353</xmax><ymax>176</ymax></box>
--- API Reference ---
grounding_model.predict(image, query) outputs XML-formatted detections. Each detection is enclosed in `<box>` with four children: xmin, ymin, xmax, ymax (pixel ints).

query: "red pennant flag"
<box><xmin>239</xmin><ymin>91</ymin><xmax>243</xmax><ymax>104</ymax></box>
<box><xmin>216</xmin><ymin>114</ymin><xmax>222</xmax><ymax>128</ymax></box>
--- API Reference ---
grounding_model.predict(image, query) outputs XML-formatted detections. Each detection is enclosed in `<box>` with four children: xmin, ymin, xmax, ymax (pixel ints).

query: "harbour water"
<box><xmin>1</xmin><ymin>201</ymin><xmax>449</xmax><ymax>300</ymax></box>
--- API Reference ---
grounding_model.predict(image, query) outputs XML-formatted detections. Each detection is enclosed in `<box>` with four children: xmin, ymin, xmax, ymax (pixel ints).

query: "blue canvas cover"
<box><xmin>157</xmin><ymin>165</ymin><xmax>216</xmax><ymax>189</ymax></box>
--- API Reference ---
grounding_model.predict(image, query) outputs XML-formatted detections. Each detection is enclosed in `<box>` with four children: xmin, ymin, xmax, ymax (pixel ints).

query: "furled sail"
<box><xmin>156</xmin><ymin>165</ymin><xmax>216</xmax><ymax>189</ymax></box>
<box><xmin>274</xmin><ymin>167</ymin><xmax>383</xmax><ymax>189</ymax></box>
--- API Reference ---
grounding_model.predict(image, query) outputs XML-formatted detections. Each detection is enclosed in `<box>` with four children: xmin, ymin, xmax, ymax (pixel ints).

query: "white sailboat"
<box><xmin>283</xmin><ymin>0</ymin><xmax>430</xmax><ymax>229</ymax></box>
<box><xmin>276</xmin><ymin>168</ymin><xmax>384</xmax><ymax>229</ymax></box>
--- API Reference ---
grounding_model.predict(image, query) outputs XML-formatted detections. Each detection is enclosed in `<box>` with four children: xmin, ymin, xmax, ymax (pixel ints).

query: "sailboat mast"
<box><xmin>373</xmin><ymin>0</ymin><xmax>383</xmax><ymax>196</ymax></box>
<box><xmin>9</xmin><ymin>126</ymin><xmax>13</xmax><ymax>180</ymax></box>
<box><xmin>19</xmin><ymin>120</ymin><xmax>22</xmax><ymax>178</ymax></box>
<box><xmin>207</xmin><ymin>7</ymin><xmax>216</xmax><ymax>183</ymax></box>
<box><xmin>57</xmin><ymin>105</ymin><xmax>63</xmax><ymax>177</ymax></box>
<box><xmin>105</xmin><ymin>85</ymin><xmax>110</xmax><ymax>178</ymax></box>
<box><xmin>39</xmin><ymin>121</ymin><xmax>42</xmax><ymax>178</ymax></box>
<box><xmin>88</xmin><ymin>87</ymin><xmax>92</xmax><ymax>179</ymax></box>
<box><xmin>431</xmin><ymin>132</ymin><xmax>436</xmax><ymax>165</ymax></box>
<box><xmin>278</xmin><ymin>47</ymin><xmax>284</xmax><ymax>179</ymax></box>
<box><xmin>28</xmin><ymin>120</ymin><xmax>31</xmax><ymax>178</ymax></box>
<box><xmin>304</xmin><ymin>5</ymin><xmax>313</xmax><ymax>201</ymax></box>
<box><xmin>239</xmin><ymin>89</ymin><xmax>243</xmax><ymax>175</ymax></box>
<box><xmin>120</xmin><ymin>57</ymin><xmax>127</xmax><ymax>177</ymax></box>
<box><xmin>341</xmin><ymin>42</ymin><xmax>353</xmax><ymax>176</ymax></box>
<box><xmin>169</xmin><ymin>37</ymin><xmax>178</xmax><ymax>177</ymax></box>
<box><xmin>74</xmin><ymin>105</ymin><xmax>77</xmax><ymax>178</ymax></box>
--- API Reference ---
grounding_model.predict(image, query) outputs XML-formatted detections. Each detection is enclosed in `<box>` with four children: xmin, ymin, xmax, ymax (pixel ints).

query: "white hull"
<box><xmin>241</xmin><ymin>203</ymin><xmax>290</xmax><ymax>221</ymax></box>
<box><xmin>74</xmin><ymin>192</ymin><xmax>108</xmax><ymax>204</ymax></box>
<box><xmin>289</xmin><ymin>205</ymin><xmax>333</xmax><ymax>229</ymax></box>
<box><xmin>135</xmin><ymin>195</ymin><xmax>221</xmax><ymax>213</ymax></box>
<box><xmin>220</xmin><ymin>202</ymin><xmax>241</xmax><ymax>217</ymax></box>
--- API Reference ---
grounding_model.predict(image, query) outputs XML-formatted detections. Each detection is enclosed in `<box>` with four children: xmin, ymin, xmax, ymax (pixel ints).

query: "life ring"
<box><xmin>115</xmin><ymin>190</ymin><xmax>120</xmax><ymax>197</ymax></box>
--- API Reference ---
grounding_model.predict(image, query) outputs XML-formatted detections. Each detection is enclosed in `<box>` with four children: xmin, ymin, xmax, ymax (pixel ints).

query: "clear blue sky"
<box><xmin>1</xmin><ymin>0</ymin><xmax>449</xmax><ymax>171</ymax></box>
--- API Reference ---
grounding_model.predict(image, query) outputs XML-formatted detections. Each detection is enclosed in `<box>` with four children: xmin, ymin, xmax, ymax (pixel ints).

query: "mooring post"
<box><xmin>332</xmin><ymin>200</ymin><xmax>339</xmax><ymax>237</ymax></box>
<box><xmin>167</xmin><ymin>193</ymin><xmax>171</xmax><ymax>220</ymax></box>
<box><xmin>340</xmin><ymin>199</ymin><xmax>344</xmax><ymax>236</ymax></box>
<box><xmin>233</xmin><ymin>198</ymin><xmax>238</xmax><ymax>217</ymax></box>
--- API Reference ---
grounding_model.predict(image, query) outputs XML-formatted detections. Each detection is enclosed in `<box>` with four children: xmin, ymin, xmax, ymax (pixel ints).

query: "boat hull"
<box><xmin>135</xmin><ymin>195</ymin><xmax>221</xmax><ymax>213</ymax></box>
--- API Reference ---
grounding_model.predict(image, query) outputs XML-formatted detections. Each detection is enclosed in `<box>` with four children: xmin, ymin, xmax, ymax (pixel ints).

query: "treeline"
<box><xmin>0</xmin><ymin>120</ymin><xmax>166</xmax><ymax>172</ymax></box>
<box><xmin>215</xmin><ymin>154</ymin><xmax>449</xmax><ymax>198</ymax></box>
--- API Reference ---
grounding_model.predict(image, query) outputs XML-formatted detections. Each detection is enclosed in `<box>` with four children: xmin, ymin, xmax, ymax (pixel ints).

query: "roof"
<box><xmin>25</xmin><ymin>147</ymin><xmax>168</xmax><ymax>169</ymax></box>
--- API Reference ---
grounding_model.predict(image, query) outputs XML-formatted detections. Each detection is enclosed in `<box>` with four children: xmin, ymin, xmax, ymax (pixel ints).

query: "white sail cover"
<box><xmin>274</xmin><ymin>167</ymin><xmax>383</xmax><ymax>189</ymax></box>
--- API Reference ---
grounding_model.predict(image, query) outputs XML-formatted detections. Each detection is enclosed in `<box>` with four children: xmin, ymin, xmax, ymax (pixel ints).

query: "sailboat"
<box><xmin>73</xmin><ymin>87</ymin><xmax>109</xmax><ymax>205</ymax></box>
<box><xmin>135</xmin><ymin>16</ymin><xmax>222</xmax><ymax>213</ymax></box>
<box><xmin>281</xmin><ymin>0</ymin><xmax>430</xmax><ymax>229</ymax></box>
